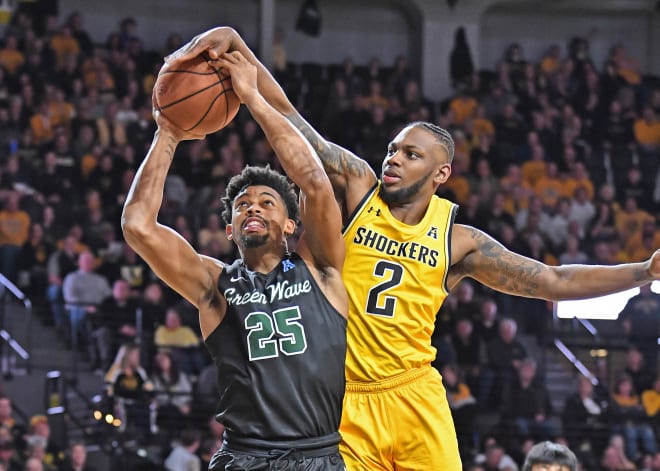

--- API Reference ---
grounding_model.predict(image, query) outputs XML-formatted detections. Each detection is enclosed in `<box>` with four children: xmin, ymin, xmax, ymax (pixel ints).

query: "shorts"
<box><xmin>339</xmin><ymin>366</ymin><xmax>462</xmax><ymax>471</ymax></box>
<box><xmin>209</xmin><ymin>433</ymin><xmax>345</xmax><ymax>470</ymax></box>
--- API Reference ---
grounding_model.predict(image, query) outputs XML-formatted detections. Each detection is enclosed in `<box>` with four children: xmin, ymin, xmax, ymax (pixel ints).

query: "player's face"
<box><xmin>228</xmin><ymin>185</ymin><xmax>291</xmax><ymax>249</ymax></box>
<box><xmin>380</xmin><ymin>126</ymin><xmax>451</xmax><ymax>205</ymax></box>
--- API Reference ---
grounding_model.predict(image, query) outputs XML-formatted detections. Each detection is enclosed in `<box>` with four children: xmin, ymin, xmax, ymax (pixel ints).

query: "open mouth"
<box><xmin>242</xmin><ymin>217</ymin><xmax>266</xmax><ymax>232</ymax></box>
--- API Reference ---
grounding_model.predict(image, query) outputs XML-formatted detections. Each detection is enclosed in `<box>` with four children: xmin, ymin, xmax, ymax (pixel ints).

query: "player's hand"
<box><xmin>152</xmin><ymin>101</ymin><xmax>205</xmax><ymax>141</ymax></box>
<box><xmin>648</xmin><ymin>249</ymin><xmax>660</xmax><ymax>279</ymax></box>
<box><xmin>215</xmin><ymin>51</ymin><xmax>259</xmax><ymax>104</ymax></box>
<box><xmin>165</xmin><ymin>26</ymin><xmax>237</xmax><ymax>66</ymax></box>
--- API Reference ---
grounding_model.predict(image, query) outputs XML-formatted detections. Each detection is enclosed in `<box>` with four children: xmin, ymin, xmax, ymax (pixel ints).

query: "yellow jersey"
<box><xmin>342</xmin><ymin>183</ymin><xmax>457</xmax><ymax>382</ymax></box>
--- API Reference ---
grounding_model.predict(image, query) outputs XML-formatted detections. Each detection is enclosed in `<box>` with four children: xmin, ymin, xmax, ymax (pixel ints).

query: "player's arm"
<box><xmin>448</xmin><ymin>224</ymin><xmax>659</xmax><ymax>300</ymax></box>
<box><xmin>217</xmin><ymin>52</ymin><xmax>344</xmax><ymax>271</ymax></box>
<box><xmin>121</xmin><ymin>118</ymin><xmax>223</xmax><ymax>316</ymax></box>
<box><xmin>165</xmin><ymin>26</ymin><xmax>376</xmax><ymax>218</ymax></box>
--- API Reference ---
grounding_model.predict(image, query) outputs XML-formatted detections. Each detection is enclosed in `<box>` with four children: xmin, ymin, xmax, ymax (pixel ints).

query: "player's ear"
<box><xmin>225</xmin><ymin>224</ymin><xmax>233</xmax><ymax>240</ymax></box>
<box><xmin>284</xmin><ymin>219</ymin><xmax>296</xmax><ymax>236</ymax></box>
<box><xmin>433</xmin><ymin>162</ymin><xmax>452</xmax><ymax>186</ymax></box>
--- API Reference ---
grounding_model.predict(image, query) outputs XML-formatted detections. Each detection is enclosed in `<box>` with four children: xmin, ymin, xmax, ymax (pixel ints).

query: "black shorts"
<box><xmin>208</xmin><ymin>434</ymin><xmax>345</xmax><ymax>471</ymax></box>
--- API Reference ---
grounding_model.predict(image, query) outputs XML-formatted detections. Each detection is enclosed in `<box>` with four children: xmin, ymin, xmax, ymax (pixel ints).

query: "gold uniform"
<box><xmin>339</xmin><ymin>183</ymin><xmax>461</xmax><ymax>471</ymax></box>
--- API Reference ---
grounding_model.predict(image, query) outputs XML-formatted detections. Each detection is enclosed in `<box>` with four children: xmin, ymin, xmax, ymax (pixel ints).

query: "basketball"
<box><xmin>154</xmin><ymin>53</ymin><xmax>241</xmax><ymax>135</ymax></box>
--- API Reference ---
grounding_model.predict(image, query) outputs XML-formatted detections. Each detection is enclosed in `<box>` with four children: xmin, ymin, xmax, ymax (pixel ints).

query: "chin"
<box><xmin>240</xmin><ymin>233</ymin><xmax>269</xmax><ymax>248</ymax></box>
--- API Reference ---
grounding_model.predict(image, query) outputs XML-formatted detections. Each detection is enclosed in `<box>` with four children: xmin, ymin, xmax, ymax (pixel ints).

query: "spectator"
<box><xmin>151</xmin><ymin>351</ymin><xmax>192</xmax><ymax>434</ymax></box>
<box><xmin>0</xmin><ymin>439</ymin><xmax>21</xmax><ymax>471</ymax></box>
<box><xmin>154</xmin><ymin>307</ymin><xmax>205</xmax><ymax>376</ymax></box>
<box><xmin>24</xmin><ymin>415</ymin><xmax>62</xmax><ymax>470</ymax></box>
<box><xmin>618</xmin><ymin>166</ymin><xmax>653</xmax><ymax>212</ymax></box>
<box><xmin>641</xmin><ymin>375</ymin><xmax>660</xmax><ymax>434</ymax></box>
<box><xmin>88</xmin><ymin>279</ymin><xmax>139</xmax><ymax>372</ymax></box>
<box><xmin>45</xmin><ymin>235</ymin><xmax>79</xmax><ymax>334</ymax></box>
<box><xmin>600</xmin><ymin>434</ymin><xmax>636</xmax><ymax>471</ymax></box>
<box><xmin>558</xmin><ymin>235</ymin><xmax>589</xmax><ymax>265</ymax></box>
<box><xmin>567</xmin><ymin>186</ymin><xmax>595</xmax><ymax>235</ymax></box>
<box><xmin>475</xmin><ymin>298</ymin><xmax>501</xmax><ymax>345</ymax></box>
<box><xmin>487</xmin><ymin>317</ymin><xmax>527</xmax><ymax>403</ymax></box>
<box><xmin>615</xmin><ymin>196</ymin><xmax>654</xmax><ymax>246</ymax></box>
<box><xmin>0</xmin><ymin>35</ymin><xmax>25</xmax><ymax>78</ymax></box>
<box><xmin>164</xmin><ymin>429</ymin><xmax>200</xmax><ymax>471</ymax></box>
<box><xmin>62</xmin><ymin>251</ymin><xmax>111</xmax><ymax>347</ymax></box>
<box><xmin>623</xmin><ymin>346</ymin><xmax>655</xmax><ymax>396</ymax></box>
<box><xmin>620</xmin><ymin>285</ymin><xmax>660</xmax><ymax>372</ymax></box>
<box><xmin>0</xmin><ymin>193</ymin><xmax>31</xmax><ymax>281</ymax></box>
<box><xmin>104</xmin><ymin>344</ymin><xmax>154</xmax><ymax>439</ymax></box>
<box><xmin>474</xmin><ymin>443</ymin><xmax>519</xmax><ymax>471</ymax></box>
<box><xmin>0</xmin><ymin>396</ymin><xmax>24</xmax><ymax>454</ymax></box>
<box><xmin>59</xmin><ymin>441</ymin><xmax>95</xmax><ymax>471</ymax></box>
<box><xmin>500</xmin><ymin>358</ymin><xmax>558</xmax><ymax>442</ymax></box>
<box><xmin>16</xmin><ymin>222</ymin><xmax>53</xmax><ymax>304</ymax></box>
<box><xmin>634</xmin><ymin>106</ymin><xmax>660</xmax><ymax>150</ymax></box>
<box><xmin>609</xmin><ymin>372</ymin><xmax>657</xmax><ymax>461</ymax></box>
<box><xmin>562</xmin><ymin>375</ymin><xmax>609</xmax><ymax>458</ymax></box>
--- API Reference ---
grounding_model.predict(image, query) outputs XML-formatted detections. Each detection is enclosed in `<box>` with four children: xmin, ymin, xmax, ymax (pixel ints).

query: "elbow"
<box><xmin>306</xmin><ymin>168</ymin><xmax>332</xmax><ymax>194</ymax></box>
<box><xmin>121</xmin><ymin>210</ymin><xmax>150</xmax><ymax>243</ymax></box>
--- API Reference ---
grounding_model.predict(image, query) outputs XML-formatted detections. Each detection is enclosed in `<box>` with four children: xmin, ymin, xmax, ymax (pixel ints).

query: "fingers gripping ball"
<box><xmin>154</xmin><ymin>53</ymin><xmax>240</xmax><ymax>134</ymax></box>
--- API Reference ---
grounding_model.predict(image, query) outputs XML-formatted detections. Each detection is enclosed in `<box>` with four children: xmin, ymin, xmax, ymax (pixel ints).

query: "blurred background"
<box><xmin>0</xmin><ymin>0</ymin><xmax>659</xmax><ymax>469</ymax></box>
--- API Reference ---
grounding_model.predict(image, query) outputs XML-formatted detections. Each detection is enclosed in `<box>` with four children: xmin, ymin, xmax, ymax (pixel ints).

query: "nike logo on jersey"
<box><xmin>230</xmin><ymin>275</ymin><xmax>246</xmax><ymax>282</ymax></box>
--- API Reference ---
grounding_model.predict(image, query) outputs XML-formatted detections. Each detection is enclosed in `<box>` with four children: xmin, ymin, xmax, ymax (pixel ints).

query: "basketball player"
<box><xmin>522</xmin><ymin>441</ymin><xmax>578</xmax><ymax>471</ymax></box>
<box><xmin>122</xmin><ymin>51</ymin><xmax>348</xmax><ymax>470</ymax></box>
<box><xmin>168</xmin><ymin>28</ymin><xmax>660</xmax><ymax>470</ymax></box>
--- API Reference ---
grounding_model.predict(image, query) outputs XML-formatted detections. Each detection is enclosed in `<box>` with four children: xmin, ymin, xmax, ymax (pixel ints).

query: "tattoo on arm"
<box><xmin>165</xmin><ymin>136</ymin><xmax>177</xmax><ymax>161</ymax></box>
<box><xmin>286</xmin><ymin>113</ymin><xmax>370</xmax><ymax>178</ymax></box>
<box><xmin>465</xmin><ymin>227</ymin><xmax>543</xmax><ymax>296</ymax></box>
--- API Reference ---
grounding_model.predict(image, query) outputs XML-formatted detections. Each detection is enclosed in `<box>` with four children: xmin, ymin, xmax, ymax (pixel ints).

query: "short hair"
<box><xmin>522</xmin><ymin>441</ymin><xmax>578</xmax><ymax>471</ymax></box>
<box><xmin>180</xmin><ymin>429</ymin><xmax>201</xmax><ymax>447</ymax></box>
<box><xmin>221</xmin><ymin>165</ymin><xmax>298</xmax><ymax>225</ymax></box>
<box><xmin>408</xmin><ymin>121</ymin><xmax>455</xmax><ymax>162</ymax></box>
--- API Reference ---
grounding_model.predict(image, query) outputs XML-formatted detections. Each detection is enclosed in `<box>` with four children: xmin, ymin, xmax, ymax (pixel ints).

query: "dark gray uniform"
<box><xmin>206</xmin><ymin>253</ymin><xmax>347</xmax><ymax>470</ymax></box>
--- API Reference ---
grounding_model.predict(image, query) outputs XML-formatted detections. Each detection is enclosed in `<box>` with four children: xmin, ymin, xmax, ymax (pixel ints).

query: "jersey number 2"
<box><xmin>245</xmin><ymin>306</ymin><xmax>308</xmax><ymax>361</ymax></box>
<box><xmin>366</xmin><ymin>261</ymin><xmax>404</xmax><ymax>318</ymax></box>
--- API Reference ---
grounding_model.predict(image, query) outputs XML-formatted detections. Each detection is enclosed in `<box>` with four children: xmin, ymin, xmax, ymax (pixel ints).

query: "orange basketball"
<box><xmin>154</xmin><ymin>53</ymin><xmax>241</xmax><ymax>135</ymax></box>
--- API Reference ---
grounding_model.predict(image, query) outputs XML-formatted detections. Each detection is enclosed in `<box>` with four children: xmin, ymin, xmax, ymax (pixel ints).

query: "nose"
<box><xmin>246</xmin><ymin>202</ymin><xmax>261</xmax><ymax>214</ymax></box>
<box><xmin>384</xmin><ymin>150</ymin><xmax>401</xmax><ymax>167</ymax></box>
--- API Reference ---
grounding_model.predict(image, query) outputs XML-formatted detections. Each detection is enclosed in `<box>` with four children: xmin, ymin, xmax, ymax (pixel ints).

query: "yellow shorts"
<box><xmin>339</xmin><ymin>366</ymin><xmax>462</xmax><ymax>471</ymax></box>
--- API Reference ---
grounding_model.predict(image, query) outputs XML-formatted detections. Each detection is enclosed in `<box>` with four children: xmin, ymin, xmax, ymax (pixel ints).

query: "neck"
<box><xmin>388</xmin><ymin>199</ymin><xmax>429</xmax><ymax>226</ymax></box>
<box><xmin>240</xmin><ymin>248</ymin><xmax>286</xmax><ymax>274</ymax></box>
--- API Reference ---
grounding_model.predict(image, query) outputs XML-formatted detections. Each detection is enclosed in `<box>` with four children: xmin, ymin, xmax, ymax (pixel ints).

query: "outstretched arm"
<box><xmin>121</xmin><ymin>116</ymin><xmax>223</xmax><ymax>325</ymax></box>
<box><xmin>218</xmin><ymin>51</ymin><xmax>344</xmax><ymax>271</ymax></box>
<box><xmin>165</xmin><ymin>27</ymin><xmax>377</xmax><ymax>219</ymax></box>
<box><xmin>449</xmin><ymin>224</ymin><xmax>659</xmax><ymax>300</ymax></box>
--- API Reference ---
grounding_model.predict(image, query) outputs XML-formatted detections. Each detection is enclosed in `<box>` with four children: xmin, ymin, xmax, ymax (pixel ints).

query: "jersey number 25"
<box><xmin>245</xmin><ymin>306</ymin><xmax>308</xmax><ymax>361</ymax></box>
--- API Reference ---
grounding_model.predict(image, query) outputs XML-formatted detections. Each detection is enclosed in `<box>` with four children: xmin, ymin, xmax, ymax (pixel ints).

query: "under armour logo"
<box><xmin>427</xmin><ymin>226</ymin><xmax>438</xmax><ymax>239</ymax></box>
<box><xmin>282</xmin><ymin>259</ymin><xmax>295</xmax><ymax>272</ymax></box>
<box><xmin>367</xmin><ymin>207</ymin><xmax>381</xmax><ymax>216</ymax></box>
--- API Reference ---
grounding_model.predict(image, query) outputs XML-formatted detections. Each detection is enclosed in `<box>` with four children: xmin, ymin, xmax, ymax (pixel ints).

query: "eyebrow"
<box><xmin>235</xmin><ymin>190</ymin><xmax>279</xmax><ymax>202</ymax></box>
<box><xmin>388</xmin><ymin>142</ymin><xmax>424</xmax><ymax>153</ymax></box>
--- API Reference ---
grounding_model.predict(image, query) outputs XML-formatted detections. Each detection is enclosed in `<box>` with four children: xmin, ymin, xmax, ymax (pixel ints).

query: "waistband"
<box><xmin>345</xmin><ymin>365</ymin><xmax>436</xmax><ymax>393</ymax></box>
<box><xmin>222</xmin><ymin>432</ymin><xmax>341</xmax><ymax>459</ymax></box>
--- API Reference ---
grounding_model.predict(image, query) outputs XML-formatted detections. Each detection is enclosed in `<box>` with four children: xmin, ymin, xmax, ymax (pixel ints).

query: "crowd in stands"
<box><xmin>0</xmin><ymin>4</ymin><xmax>659</xmax><ymax>470</ymax></box>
